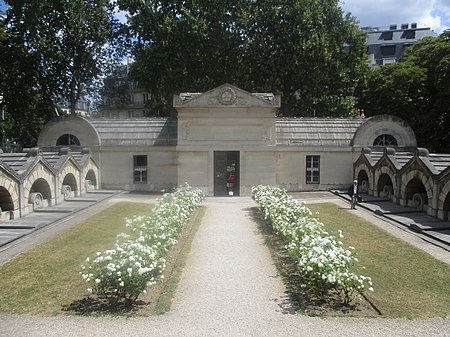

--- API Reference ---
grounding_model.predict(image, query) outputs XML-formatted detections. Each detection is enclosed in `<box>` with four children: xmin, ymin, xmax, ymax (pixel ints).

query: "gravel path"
<box><xmin>1</xmin><ymin>197</ymin><xmax>450</xmax><ymax>336</ymax></box>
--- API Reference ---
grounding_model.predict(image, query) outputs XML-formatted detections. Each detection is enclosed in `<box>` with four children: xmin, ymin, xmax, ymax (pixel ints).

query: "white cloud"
<box><xmin>341</xmin><ymin>0</ymin><xmax>449</xmax><ymax>33</ymax></box>
<box><xmin>419</xmin><ymin>11</ymin><xmax>449</xmax><ymax>33</ymax></box>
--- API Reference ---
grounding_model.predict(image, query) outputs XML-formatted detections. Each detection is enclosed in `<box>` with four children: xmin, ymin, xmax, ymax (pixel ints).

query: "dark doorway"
<box><xmin>214</xmin><ymin>151</ymin><xmax>240</xmax><ymax>196</ymax></box>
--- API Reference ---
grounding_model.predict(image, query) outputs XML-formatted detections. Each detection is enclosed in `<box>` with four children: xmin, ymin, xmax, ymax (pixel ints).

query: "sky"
<box><xmin>1</xmin><ymin>0</ymin><xmax>449</xmax><ymax>34</ymax></box>
<box><xmin>340</xmin><ymin>0</ymin><xmax>450</xmax><ymax>34</ymax></box>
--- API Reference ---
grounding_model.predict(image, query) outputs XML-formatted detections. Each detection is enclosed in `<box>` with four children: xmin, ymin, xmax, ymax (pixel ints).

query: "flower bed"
<box><xmin>252</xmin><ymin>185</ymin><xmax>373</xmax><ymax>305</ymax></box>
<box><xmin>81</xmin><ymin>184</ymin><xmax>205</xmax><ymax>305</ymax></box>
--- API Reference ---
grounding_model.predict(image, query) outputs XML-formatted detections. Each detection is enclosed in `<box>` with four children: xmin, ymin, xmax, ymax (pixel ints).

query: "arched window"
<box><xmin>56</xmin><ymin>134</ymin><xmax>80</xmax><ymax>146</ymax></box>
<box><xmin>373</xmin><ymin>134</ymin><xmax>398</xmax><ymax>147</ymax></box>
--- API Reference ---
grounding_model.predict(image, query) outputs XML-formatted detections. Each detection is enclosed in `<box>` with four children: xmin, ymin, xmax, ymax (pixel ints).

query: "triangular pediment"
<box><xmin>173</xmin><ymin>83</ymin><xmax>280</xmax><ymax>109</ymax></box>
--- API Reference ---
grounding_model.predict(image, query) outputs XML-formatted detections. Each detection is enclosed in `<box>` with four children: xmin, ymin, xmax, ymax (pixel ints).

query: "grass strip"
<box><xmin>307</xmin><ymin>202</ymin><xmax>450</xmax><ymax>319</ymax></box>
<box><xmin>0</xmin><ymin>202</ymin><xmax>152</xmax><ymax>315</ymax></box>
<box><xmin>153</xmin><ymin>206</ymin><xmax>206</xmax><ymax>315</ymax></box>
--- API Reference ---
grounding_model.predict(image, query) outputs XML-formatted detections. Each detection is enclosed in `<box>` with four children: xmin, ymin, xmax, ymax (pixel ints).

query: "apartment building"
<box><xmin>362</xmin><ymin>23</ymin><xmax>437</xmax><ymax>68</ymax></box>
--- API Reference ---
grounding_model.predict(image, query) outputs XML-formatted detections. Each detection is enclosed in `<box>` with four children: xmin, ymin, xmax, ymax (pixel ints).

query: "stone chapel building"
<box><xmin>1</xmin><ymin>84</ymin><xmax>449</xmax><ymax>220</ymax></box>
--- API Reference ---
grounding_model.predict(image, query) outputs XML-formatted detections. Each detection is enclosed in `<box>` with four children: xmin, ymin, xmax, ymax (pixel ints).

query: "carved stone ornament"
<box><xmin>218</xmin><ymin>87</ymin><xmax>237</xmax><ymax>105</ymax></box>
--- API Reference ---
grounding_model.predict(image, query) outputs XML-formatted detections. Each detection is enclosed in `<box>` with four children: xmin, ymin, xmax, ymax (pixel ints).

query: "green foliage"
<box><xmin>360</xmin><ymin>29</ymin><xmax>450</xmax><ymax>152</ymax></box>
<box><xmin>0</xmin><ymin>0</ymin><xmax>124</xmax><ymax>149</ymax></box>
<box><xmin>241</xmin><ymin>1</ymin><xmax>368</xmax><ymax>117</ymax></box>
<box><xmin>118</xmin><ymin>0</ymin><xmax>368</xmax><ymax>117</ymax></box>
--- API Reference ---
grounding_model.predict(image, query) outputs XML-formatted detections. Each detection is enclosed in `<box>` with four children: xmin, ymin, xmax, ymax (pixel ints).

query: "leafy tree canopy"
<box><xmin>360</xmin><ymin>29</ymin><xmax>450</xmax><ymax>152</ymax></box>
<box><xmin>117</xmin><ymin>0</ymin><xmax>368</xmax><ymax>117</ymax></box>
<box><xmin>0</xmin><ymin>0</ymin><xmax>124</xmax><ymax>149</ymax></box>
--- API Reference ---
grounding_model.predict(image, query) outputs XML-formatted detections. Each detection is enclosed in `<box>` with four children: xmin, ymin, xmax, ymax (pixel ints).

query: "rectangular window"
<box><xmin>306</xmin><ymin>155</ymin><xmax>320</xmax><ymax>184</ymax></box>
<box><xmin>381</xmin><ymin>45</ymin><xmax>396</xmax><ymax>55</ymax></box>
<box><xmin>401</xmin><ymin>30</ymin><xmax>416</xmax><ymax>39</ymax></box>
<box><xmin>380</xmin><ymin>31</ymin><xmax>393</xmax><ymax>40</ymax></box>
<box><xmin>133</xmin><ymin>155</ymin><xmax>148</xmax><ymax>183</ymax></box>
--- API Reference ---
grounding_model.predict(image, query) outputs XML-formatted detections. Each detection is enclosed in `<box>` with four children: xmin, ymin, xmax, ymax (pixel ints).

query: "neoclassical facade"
<box><xmin>1</xmin><ymin>84</ymin><xmax>448</xmax><ymax>220</ymax></box>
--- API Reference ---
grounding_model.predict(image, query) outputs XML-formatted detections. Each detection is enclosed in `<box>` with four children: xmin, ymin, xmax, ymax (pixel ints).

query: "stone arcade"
<box><xmin>0</xmin><ymin>147</ymin><xmax>99</xmax><ymax>219</ymax></box>
<box><xmin>1</xmin><ymin>84</ymin><xmax>449</xmax><ymax>220</ymax></box>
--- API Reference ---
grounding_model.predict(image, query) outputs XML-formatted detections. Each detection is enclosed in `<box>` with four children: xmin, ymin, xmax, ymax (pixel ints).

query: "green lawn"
<box><xmin>2</xmin><ymin>200</ymin><xmax>449</xmax><ymax>319</ymax></box>
<box><xmin>308</xmin><ymin>202</ymin><xmax>450</xmax><ymax>319</ymax></box>
<box><xmin>0</xmin><ymin>202</ymin><xmax>153</xmax><ymax>315</ymax></box>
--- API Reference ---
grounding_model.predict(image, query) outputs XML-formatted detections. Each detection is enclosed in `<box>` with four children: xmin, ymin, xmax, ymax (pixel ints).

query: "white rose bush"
<box><xmin>81</xmin><ymin>184</ymin><xmax>205</xmax><ymax>305</ymax></box>
<box><xmin>252</xmin><ymin>185</ymin><xmax>373</xmax><ymax>305</ymax></box>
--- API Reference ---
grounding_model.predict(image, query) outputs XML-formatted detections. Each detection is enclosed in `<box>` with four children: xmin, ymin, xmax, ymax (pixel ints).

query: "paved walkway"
<box><xmin>0</xmin><ymin>191</ymin><xmax>121</xmax><ymax>251</ymax></box>
<box><xmin>334</xmin><ymin>191</ymin><xmax>450</xmax><ymax>250</ymax></box>
<box><xmin>1</xmin><ymin>195</ymin><xmax>450</xmax><ymax>336</ymax></box>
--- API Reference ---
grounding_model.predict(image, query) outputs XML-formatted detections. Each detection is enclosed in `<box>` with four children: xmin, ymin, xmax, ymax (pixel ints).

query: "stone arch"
<box><xmin>23</xmin><ymin>162</ymin><xmax>56</xmax><ymax>208</ymax></box>
<box><xmin>355</xmin><ymin>165</ymin><xmax>370</xmax><ymax>194</ymax></box>
<box><xmin>438</xmin><ymin>180</ymin><xmax>450</xmax><ymax>220</ymax></box>
<box><xmin>0</xmin><ymin>186</ymin><xmax>15</xmax><ymax>220</ymax></box>
<box><xmin>62</xmin><ymin>173</ymin><xmax>78</xmax><ymax>199</ymax></box>
<box><xmin>374</xmin><ymin>165</ymin><xmax>396</xmax><ymax>199</ymax></box>
<box><xmin>85</xmin><ymin>169</ymin><xmax>98</xmax><ymax>191</ymax></box>
<box><xmin>0</xmin><ymin>172</ymin><xmax>19</xmax><ymax>217</ymax></box>
<box><xmin>401</xmin><ymin>170</ymin><xmax>432</xmax><ymax>210</ymax></box>
<box><xmin>355</xmin><ymin>163</ymin><xmax>373</xmax><ymax>193</ymax></box>
<box><xmin>352</xmin><ymin>115</ymin><xmax>416</xmax><ymax>148</ymax></box>
<box><xmin>29</xmin><ymin>178</ymin><xmax>52</xmax><ymax>210</ymax></box>
<box><xmin>0</xmin><ymin>186</ymin><xmax>14</xmax><ymax>211</ymax></box>
<box><xmin>83</xmin><ymin>157</ymin><xmax>100</xmax><ymax>191</ymax></box>
<box><xmin>443</xmin><ymin>193</ymin><xmax>450</xmax><ymax>220</ymax></box>
<box><xmin>377</xmin><ymin>173</ymin><xmax>394</xmax><ymax>199</ymax></box>
<box><xmin>37</xmin><ymin>115</ymin><xmax>100</xmax><ymax>148</ymax></box>
<box><xmin>59</xmin><ymin>160</ymin><xmax>80</xmax><ymax>199</ymax></box>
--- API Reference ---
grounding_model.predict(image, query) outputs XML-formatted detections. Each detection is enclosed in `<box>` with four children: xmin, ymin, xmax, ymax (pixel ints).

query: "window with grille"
<box><xmin>133</xmin><ymin>155</ymin><xmax>148</xmax><ymax>183</ymax></box>
<box><xmin>373</xmin><ymin>134</ymin><xmax>398</xmax><ymax>147</ymax></box>
<box><xmin>306</xmin><ymin>155</ymin><xmax>320</xmax><ymax>184</ymax></box>
<box><xmin>56</xmin><ymin>134</ymin><xmax>80</xmax><ymax>146</ymax></box>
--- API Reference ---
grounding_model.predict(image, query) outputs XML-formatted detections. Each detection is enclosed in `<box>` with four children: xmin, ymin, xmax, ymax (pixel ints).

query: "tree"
<box><xmin>118</xmin><ymin>0</ymin><xmax>367</xmax><ymax>117</ymax></box>
<box><xmin>118</xmin><ymin>0</ymin><xmax>247</xmax><ymax>115</ymax></box>
<box><xmin>360</xmin><ymin>30</ymin><xmax>450</xmax><ymax>152</ymax></box>
<box><xmin>0</xmin><ymin>10</ymin><xmax>55</xmax><ymax>149</ymax></box>
<box><xmin>240</xmin><ymin>0</ymin><xmax>368</xmax><ymax>116</ymax></box>
<box><xmin>0</xmin><ymin>0</ymin><xmax>124</xmax><ymax>149</ymax></box>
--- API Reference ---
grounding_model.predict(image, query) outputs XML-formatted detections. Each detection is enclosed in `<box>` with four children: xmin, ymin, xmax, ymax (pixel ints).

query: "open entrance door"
<box><xmin>214</xmin><ymin>151</ymin><xmax>240</xmax><ymax>196</ymax></box>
